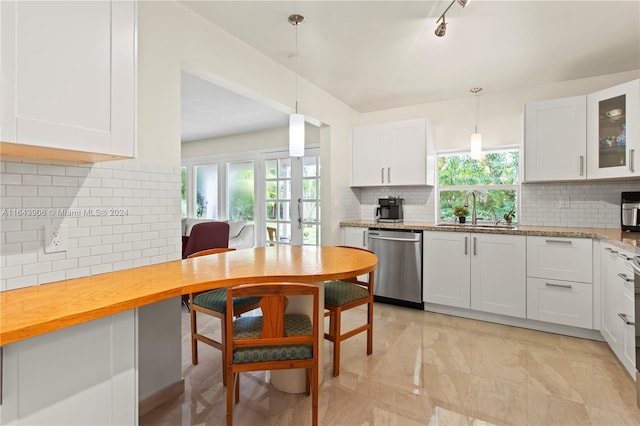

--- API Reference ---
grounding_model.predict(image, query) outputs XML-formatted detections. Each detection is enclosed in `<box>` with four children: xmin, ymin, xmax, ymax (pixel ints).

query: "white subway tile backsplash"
<box><xmin>340</xmin><ymin>179</ymin><xmax>640</xmax><ymax>229</ymax></box>
<box><xmin>1</xmin><ymin>159</ymin><xmax>182</xmax><ymax>291</ymax></box>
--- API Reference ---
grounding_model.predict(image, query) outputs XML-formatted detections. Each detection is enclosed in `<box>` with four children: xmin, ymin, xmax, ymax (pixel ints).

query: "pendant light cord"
<box><xmin>295</xmin><ymin>21</ymin><xmax>299</xmax><ymax>114</ymax></box>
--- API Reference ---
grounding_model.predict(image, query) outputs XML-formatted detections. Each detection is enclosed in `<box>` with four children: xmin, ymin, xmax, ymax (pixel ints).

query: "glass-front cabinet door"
<box><xmin>587</xmin><ymin>79</ymin><xmax>640</xmax><ymax>179</ymax></box>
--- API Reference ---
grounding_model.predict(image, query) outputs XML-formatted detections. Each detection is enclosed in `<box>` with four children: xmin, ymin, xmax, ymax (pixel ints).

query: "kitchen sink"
<box><xmin>435</xmin><ymin>223</ymin><xmax>518</xmax><ymax>231</ymax></box>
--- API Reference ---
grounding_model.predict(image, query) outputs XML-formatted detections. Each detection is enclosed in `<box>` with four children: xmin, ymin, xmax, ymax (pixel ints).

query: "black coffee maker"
<box><xmin>375</xmin><ymin>196</ymin><xmax>404</xmax><ymax>223</ymax></box>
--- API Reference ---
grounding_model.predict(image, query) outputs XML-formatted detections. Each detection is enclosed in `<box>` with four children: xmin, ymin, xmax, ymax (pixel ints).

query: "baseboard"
<box><xmin>139</xmin><ymin>379</ymin><xmax>185</xmax><ymax>417</ymax></box>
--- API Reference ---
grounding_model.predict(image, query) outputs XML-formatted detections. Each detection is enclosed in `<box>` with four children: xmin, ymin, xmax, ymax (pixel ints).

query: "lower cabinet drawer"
<box><xmin>526</xmin><ymin>277</ymin><xmax>593</xmax><ymax>329</ymax></box>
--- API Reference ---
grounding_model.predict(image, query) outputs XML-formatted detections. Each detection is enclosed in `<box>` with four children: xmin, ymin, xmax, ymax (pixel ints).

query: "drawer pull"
<box><xmin>545</xmin><ymin>239</ymin><xmax>572</xmax><ymax>245</ymax></box>
<box><xmin>617</xmin><ymin>273</ymin><xmax>634</xmax><ymax>282</ymax></box>
<box><xmin>618</xmin><ymin>313</ymin><xmax>635</xmax><ymax>326</ymax></box>
<box><xmin>617</xmin><ymin>253</ymin><xmax>630</xmax><ymax>261</ymax></box>
<box><xmin>545</xmin><ymin>282</ymin><xmax>572</xmax><ymax>289</ymax></box>
<box><xmin>604</xmin><ymin>247</ymin><xmax>619</xmax><ymax>254</ymax></box>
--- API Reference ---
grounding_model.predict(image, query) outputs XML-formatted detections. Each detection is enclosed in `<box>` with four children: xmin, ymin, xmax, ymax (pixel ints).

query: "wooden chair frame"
<box><xmin>225</xmin><ymin>282</ymin><xmax>319</xmax><ymax>426</ymax></box>
<box><xmin>187</xmin><ymin>248</ymin><xmax>260</xmax><ymax>385</ymax></box>
<box><xmin>324</xmin><ymin>246</ymin><xmax>375</xmax><ymax>377</ymax></box>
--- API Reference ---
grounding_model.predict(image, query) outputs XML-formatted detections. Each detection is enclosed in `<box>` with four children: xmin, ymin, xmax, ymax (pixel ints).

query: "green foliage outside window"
<box><xmin>438</xmin><ymin>151</ymin><xmax>519</xmax><ymax>222</ymax></box>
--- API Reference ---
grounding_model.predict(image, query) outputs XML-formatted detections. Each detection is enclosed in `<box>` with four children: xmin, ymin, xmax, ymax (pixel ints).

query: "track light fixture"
<box><xmin>435</xmin><ymin>0</ymin><xmax>468</xmax><ymax>37</ymax></box>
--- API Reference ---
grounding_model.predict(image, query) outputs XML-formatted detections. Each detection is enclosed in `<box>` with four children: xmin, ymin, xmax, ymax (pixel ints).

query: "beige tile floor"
<box><xmin>141</xmin><ymin>303</ymin><xmax>640</xmax><ymax>425</ymax></box>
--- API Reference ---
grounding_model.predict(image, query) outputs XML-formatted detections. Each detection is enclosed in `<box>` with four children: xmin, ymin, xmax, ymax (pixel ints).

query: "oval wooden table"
<box><xmin>0</xmin><ymin>245</ymin><xmax>378</xmax><ymax>392</ymax></box>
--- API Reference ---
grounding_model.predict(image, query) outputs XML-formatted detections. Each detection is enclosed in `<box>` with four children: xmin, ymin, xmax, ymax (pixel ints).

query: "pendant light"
<box><xmin>470</xmin><ymin>87</ymin><xmax>483</xmax><ymax>160</ymax></box>
<box><xmin>288</xmin><ymin>14</ymin><xmax>305</xmax><ymax>157</ymax></box>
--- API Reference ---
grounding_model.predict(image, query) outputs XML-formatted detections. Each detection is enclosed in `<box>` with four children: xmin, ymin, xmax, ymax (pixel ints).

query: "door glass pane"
<box><xmin>278</xmin><ymin>181</ymin><xmax>291</xmax><ymax>199</ymax></box>
<box><xmin>195</xmin><ymin>164</ymin><xmax>218</xmax><ymax>219</ymax></box>
<box><xmin>265</xmin><ymin>181</ymin><xmax>277</xmax><ymax>199</ymax></box>
<box><xmin>278</xmin><ymin>223</ymin><xmax>291</xmax><ymax>244</ymax></box>
<box><xmin>303</xmin><ymin>157</ymin><xmax>317</xmax><ymax>177</ymax></box>
<box><xmin>303</xmin><ymin>224</ymin><xmax>318</xmax><ymax>245</ymax></box>
<box><xmin>598</xmin><ymin>94</ymin><xmax>626</xmax><ymax>168</ymax></box>
<box><xmin>279</xmin><ymin>202</ymin><xmax>291</xmax><ymax>221</ymax></box>
<box><xmin>227</xmin><ymin>161</ymin><xmax>254</xmax><ymax>222</ymax></box>
<box><xmin>279</xmin><ymin>159</ymin><xmax>291</xmax><ymax>178</ymax></box>
<box><xmin>265</xmin><ymin>159</ymin><xmax>277</xmax><ymax>179</ymax></box>
<box><xmin>303</xmin><ymin>202</ymin><xmax>317</xmax><ymax>221</ymax></box>
<box><xmin>266</xmin><ymin>201</ymin><xmax>277</xmax><ymax>220</ymax></box>
<box><xmin>303</xmin><ymin>178</ymin><xmax>317</xmax><ymax>199</ymax></box>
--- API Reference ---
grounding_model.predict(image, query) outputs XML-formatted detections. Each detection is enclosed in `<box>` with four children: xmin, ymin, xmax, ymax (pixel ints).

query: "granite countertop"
<box><xmin>340</xmin><ymin>221</ymin><xmax>640</xmax><ymax>254</ymax></box>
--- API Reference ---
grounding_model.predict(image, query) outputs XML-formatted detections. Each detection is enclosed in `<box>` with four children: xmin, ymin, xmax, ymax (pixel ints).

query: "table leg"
<box><xmin>270</xmin><ymin>282</ymin><xmax>324</xmax><ymax>393</ymax></box>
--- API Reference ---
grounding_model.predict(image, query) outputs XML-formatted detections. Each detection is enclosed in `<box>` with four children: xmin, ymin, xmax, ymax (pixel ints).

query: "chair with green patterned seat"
<box><xmin>225</xmin><ymin>282</ymin><xmax>319</xmax><ymax>426</ymax></box>
<box><xmin>323</xmin><ymin>246</ymin><xmax>375</xmax><ymax>377</ymax></box>
<box><xmin>187</xmin><ymin>247</ymin><xmax>261</xmax><ymax>386</ymax></box>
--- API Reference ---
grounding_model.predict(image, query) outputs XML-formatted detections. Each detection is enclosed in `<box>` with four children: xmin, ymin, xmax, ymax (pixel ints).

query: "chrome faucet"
<box><xmin>464</xmin><ymin>191</ymin><xmax>479</xmax><ymax>225</ymax></box>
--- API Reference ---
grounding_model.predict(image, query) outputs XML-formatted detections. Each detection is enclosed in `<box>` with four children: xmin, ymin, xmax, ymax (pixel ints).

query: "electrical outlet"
<box><xmin>44</xmin><ymin>224</ymin><xmax>67</xmax><ymax>253</ymax></box>
<box><xmin>559</xmin><ymin>197</ymin><xmax>570</xmax><ymax>209</ymax></box>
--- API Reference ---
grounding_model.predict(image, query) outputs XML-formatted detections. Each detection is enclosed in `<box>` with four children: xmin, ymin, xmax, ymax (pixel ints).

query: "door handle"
<box><xmin>387</xmin><ymin>167</ymin><xmax>391</xmax><ymax>183</ymax></box>
<box><xmin>464</xmin><ymin>236</ymin><xmax>468</xmax><ymax>255</ymax></box>
<box><xmin>630</xmin><ymin>149</ymin><xmax>635</xmax><ymax>173</ymax></box>
<box><xmin>545</xmin><ymin>282</ymin><xmax>572</xmax><ymax>289</ymax></box>
<box><xmin>381</xmin><ymin>168</ymin><xmax>384</xmax><ymax>184</ymax></box>
<box><xmin>579</xmin><ymin>155</ymin><xmax>584</xmax><ymax>176</ymax></box>
<box><xmin>297</xmin><ymin>198</ymin><xmax>302</xmax><ymax>230</ymax></box>
<box><xmin>617</xmin><ymin>272</ymin><xmax>633</xmax><ymax>282</ymax></box>
<box><xmin>473</xmin><ymin>237</ymin><xmax>477</xmax><ymax>256</ymax></box>
<box><xmin>618</xmin><ymin>313</ymin><xmax>635</xmax><ymax>325</ymax></box>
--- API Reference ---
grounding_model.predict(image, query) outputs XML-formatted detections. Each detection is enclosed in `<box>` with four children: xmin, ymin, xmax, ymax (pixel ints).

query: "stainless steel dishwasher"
<box><xmin>367</xmin><ymin>229</ymin><xmax>423</xmax><ymax>309</ymax></box>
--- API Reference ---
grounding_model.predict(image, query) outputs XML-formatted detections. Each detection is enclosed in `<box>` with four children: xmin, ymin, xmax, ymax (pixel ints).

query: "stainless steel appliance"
<box><xmin>621</xmin><ymin>192</ymin><xmax>640</xmax><ymax>232</ymax></box>
<box><xmin>367</xmin><ymin>229</ymin><xmax>423</xmax><ymax>309</ymax></box>
<box><xmin>374</xmin><ymin>196</ymin><xmax>404</xmax><ymax>223</ymax></box>
<box><xmin>632</xmin><ymin>256</ymin><xmax>640</xmax><ymax>407</ymax></box>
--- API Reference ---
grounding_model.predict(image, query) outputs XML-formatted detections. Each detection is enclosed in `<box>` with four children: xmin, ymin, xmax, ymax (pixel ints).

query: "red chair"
<box><xmin>182</xmin><ymin>221</ymin><xmax>230</xmax><ymax>259</ymax></box>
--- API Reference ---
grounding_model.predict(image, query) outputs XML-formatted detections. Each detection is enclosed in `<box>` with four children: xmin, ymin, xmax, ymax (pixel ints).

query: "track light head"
<box><xmin>457</xmin><ymin>0</ymin><xmax>468</xmax><ymax>8</ymax></box>
<box><xmin>435</xmin><ymin>19</ymin><xmax>447</xmax><ymax>37</ymax></box>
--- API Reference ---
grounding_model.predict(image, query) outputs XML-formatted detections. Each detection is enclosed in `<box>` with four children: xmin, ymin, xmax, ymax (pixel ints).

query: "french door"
<box><xmin>263</xmin><ymin>148</ymin><xmax>321</xmax><ymax>246</ymax></box>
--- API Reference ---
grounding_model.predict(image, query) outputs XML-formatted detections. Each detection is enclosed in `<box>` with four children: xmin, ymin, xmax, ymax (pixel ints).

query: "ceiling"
<box><xmin>179</xmin><ymin>0</ymin><xmax>640</xmax><ymax>142</ymax></box>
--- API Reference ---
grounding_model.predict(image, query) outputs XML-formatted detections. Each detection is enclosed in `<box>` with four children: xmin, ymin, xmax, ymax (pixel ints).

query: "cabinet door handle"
<box><xmin>618</xmin><ymin>313</ymin><xmax>635</xmax><ymax>325</ymax></box>
<box><xmin>579</xmin><ymin>155</ymin><xmax>584</xmax><ymax>176</ymax></box>
<box><xmin>362</xmin><ymin>230</ymin><xmax>366</xmax><ymax>247</ymax></box>
<box><xmin>545</xmin><ymin>282</ymin><xmax>572</xmax><ymax>289</ymax></box>
<box><xmin>617</xmin><ymin>253</ymin><xmax>630</xmax><ymax>261</ymax></box>
<box><xmin>630</xmin><ymin>149</ymin><xmax>635</xmax><ymax>173</ymax></box>
<box><xmin>464</xmin><ymin>236</ymin><xmax>468</xmax><ymax>255</ymax></box>
<box><xmin>381</xmin><ymin>168</ymin><xmax>384</xmax><ymax>184</ymax></box>
<box><xmin>617</xmin><ymin>272</ymin><xmax>633</xmax><ymax>282</ymax></box>
<box><xmin>387</xmin><ymin>167</ymin><xmax>391</xmax><ymax>183</ymax></box>
<box><xmin>473</xmin><ymin>237</ymin><xmax>477</xmax><ymax>256</ymax></box>
<box><xmin>545</xmin><ymin>239</ymin><xmax>572</xmax><ymax>245</ymax></box>
<box><xmin>604</xmin><ymin>247</ymin><xmax>619</xmax><ymax>254</ymax></box>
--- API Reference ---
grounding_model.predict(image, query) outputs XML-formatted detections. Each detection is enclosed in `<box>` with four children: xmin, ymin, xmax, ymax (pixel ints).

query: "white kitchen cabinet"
<box><xmin>423</xmin><ymin>231</ymin><xmax>471</xmax><ymax>309</ymax></box>
<box><xmin>342</xmin><ymin>226</ymin><xmax>368</xmax><ymax>250</ymax></box>
<box><xmin>601</xmin><ymin>244</ymin><xmax>636</xmax><ymax>378</ymax></box>
<box><xmin>470</xmin><ymin>233</ymin><xmax>527</xmax><ymax>318</ymax></box>
<box><xmin>523</xmin><ymin>96</ymin><xmax>587</xmax><ymax>182</ymax></box>
<box><xmin>526</xmin><ymin>236</ymin><xmax>593</xmax><ymax>329</ymax></box>
<box><xmin>527</xmin><ymin>236</ymin><xmax>593</xmax><ymax>283</ymax></box>
<box><xmin>1</xmin><ymin>311</ymin><xmax>137</xmax><ymax>425</ymax></box>
<box><xmin>0</xmin><ymin>0</ymin><xmax>136</xmax><ymax>161</ymax></box>
<box><xmin>587</xmin><ymin>79</ymin><xmax>640</xmax><ymax>180</ymax></box>
<box><xmin>526</xmin><ymin>277</ymin><xmax>593</xmax><ymax>329</ymax></box>
<box><xmin>351</xmin><ymin>118</ymin><xmax>434</xmax><ymax>187</ymax></box>
<box><xmin>423</xmin><ymin>231</ymin><xmax>526</xmax><ymax>318</ymax></box>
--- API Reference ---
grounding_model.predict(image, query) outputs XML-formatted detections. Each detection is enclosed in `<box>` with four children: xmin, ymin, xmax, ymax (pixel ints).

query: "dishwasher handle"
<box><xmin>368</xmin><ymin>234</ymin><xmax>421</xmax><ymax>243</ymax></box>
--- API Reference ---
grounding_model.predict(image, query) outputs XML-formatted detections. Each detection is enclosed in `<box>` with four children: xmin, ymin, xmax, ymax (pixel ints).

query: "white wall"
<box><xmin>143</xmin><ymin>1</ymin><xmax>359</xmax><ymax>247</ymax></box>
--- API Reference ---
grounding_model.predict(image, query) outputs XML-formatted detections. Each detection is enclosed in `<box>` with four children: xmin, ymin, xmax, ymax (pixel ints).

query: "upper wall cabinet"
<box><xmin>351</xmin><ymin>118</ymin><xmax>435</xmax><ymax>187</ymax></box>
<box><xmin>0</xmin><ymin>1</ymin><xmax>136</xmax><ymax>162</ymax></box>
<box><xmin>523</xmin><ymin>96</ymin><xmax>587</xmax><ymax>182</ymax></box>
<box><xmin>587</xmin><ymin>79</ymin><xmax>640</xmax><ymax>180</ymax></box>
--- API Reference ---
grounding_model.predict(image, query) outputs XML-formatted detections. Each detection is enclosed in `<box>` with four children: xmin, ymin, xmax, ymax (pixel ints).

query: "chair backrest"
<box><xmin>266</xmin><ymin>226</ymin><xmax>277</xmax><ymax>245</ymax></box>
<box><xmin>225</xmin><ymin>283</ymin><xmax>319</xmax><ymax>361</ymax></box>
<box><xmin>183</xmin><ymin>221</ymin><xmax>230</xmax><ymax>259</ymax></box>
<box><xmin>336</xmin><ymin>245</ymin><xmax>375</xmax><ymax>291</ymax></box>
<box><xmin>187</xmin><ymin>247</ymin><xmax>236</xmax><ymax>259</ymax></box>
